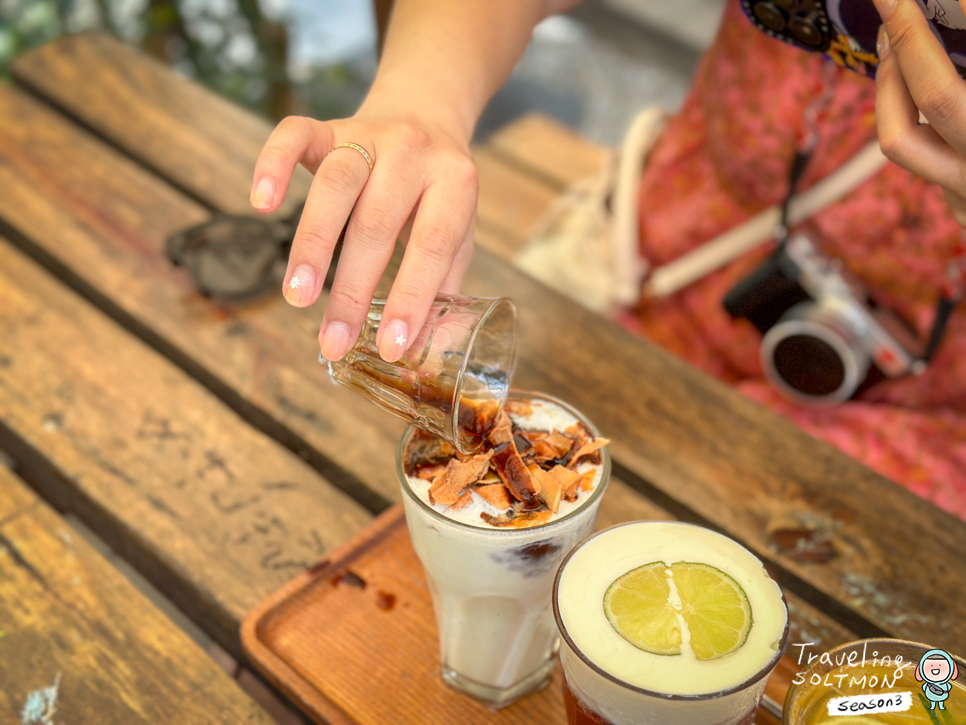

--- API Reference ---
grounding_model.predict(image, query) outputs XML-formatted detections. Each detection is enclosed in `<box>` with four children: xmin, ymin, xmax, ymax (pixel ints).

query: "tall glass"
<box><xmin>328</xmin><ymin>295</ymin><xmax>516</xmax><ymax>454</ymax></box>
<box><xmin>784</xmin><ymin>639</ymin><xmax>966</xmax><ymax>724</ymax></box>
<box><xmin>397</xmin><ymin>391</ymin><xmax>612</xmax><ymax>708</ymax></box>
<box><xmin>553</xmin><ymin>521</ymin><xmax>790</xmax><ymax>725</ymax></box>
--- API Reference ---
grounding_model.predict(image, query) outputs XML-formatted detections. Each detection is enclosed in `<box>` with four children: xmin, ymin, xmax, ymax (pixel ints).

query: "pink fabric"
<box><xmin>633</xmin><ymin>0</ymin><xmax>966</xmax><ymax>520</ymax></box>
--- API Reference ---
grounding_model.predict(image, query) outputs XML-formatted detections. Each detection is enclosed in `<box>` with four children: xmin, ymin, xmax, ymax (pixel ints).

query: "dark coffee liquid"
<box><xmin>562</xmin><ymin>678</ymin><xmax>757</xmax><ymax>725</ymax></box>
<box><xmin>563</xmin><ymin>679</ymin><xmax>612</xmax><ymax>725</ymax></box>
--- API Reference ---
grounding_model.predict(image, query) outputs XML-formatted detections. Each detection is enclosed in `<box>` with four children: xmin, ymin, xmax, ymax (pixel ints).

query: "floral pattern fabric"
<box><xmin>631</xmin><ymin>0</ymin><xmax>966</xmax><ymax>520</ymax></box>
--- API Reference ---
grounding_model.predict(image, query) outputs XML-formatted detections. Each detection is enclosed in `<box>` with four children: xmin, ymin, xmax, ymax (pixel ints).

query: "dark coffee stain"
<box><xmin>770</xmin><ymin>527</ymin><xmax>838</xmax><ymax>563</ymax></box>
<box><xmin>376</xmin><ymin>590</ymin><xmax>396</xmax><ymax>611</ymax></box>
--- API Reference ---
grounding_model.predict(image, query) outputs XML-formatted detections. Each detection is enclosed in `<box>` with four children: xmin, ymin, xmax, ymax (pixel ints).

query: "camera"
<box><xmin>724</xmin><ymin>234</ymin><xmax>926</xmax><ymax>405</ymax></box>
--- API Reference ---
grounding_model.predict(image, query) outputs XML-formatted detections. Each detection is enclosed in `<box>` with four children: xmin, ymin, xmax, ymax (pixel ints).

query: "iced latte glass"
<box><xmin>554</xmin><ymin>521</ymin><xmax>789</xmax><ymax>725</ymax></box>
<box><xmin>397</xmin><ymin>391</ymin><xmax>611</xmax><ymax>708</ymax></box>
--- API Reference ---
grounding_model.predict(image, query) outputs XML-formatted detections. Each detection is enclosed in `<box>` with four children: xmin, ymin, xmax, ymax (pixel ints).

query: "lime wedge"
<box><xmin>603</xmin><ymin>561</ymin><xmax>752</xmax><ymax>661</ymax></box>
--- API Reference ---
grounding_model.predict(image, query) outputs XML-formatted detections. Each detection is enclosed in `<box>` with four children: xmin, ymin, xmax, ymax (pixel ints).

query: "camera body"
<box><xmin>740</xmin><ymin>0</ymin><xmax>966</xmax><ymax>79</ymax></box>
<box><xmin>724</xmin><ymin>234</ymin><xmax>925</xmax><ymax>405</ymax></box>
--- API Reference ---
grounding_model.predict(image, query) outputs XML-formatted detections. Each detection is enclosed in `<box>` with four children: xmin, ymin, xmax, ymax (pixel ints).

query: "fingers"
<box><xmin>251</xmin><ymin>116</ymin><xmax>334</xmax><ymax>212</ymax></box>
<box><xmin>318</xmin><ymin>163</ymin><xmax>423</xmax><ymax>361</ymax></box>
<box><xmin>875</xmin><ymin>25</ymin><xmax>966</xmax><ymax>190</ymax></box>
<box><xmin>375</xmin><ymin>168</ymin><xmax>478</xmax><ymax>363</ymax></box>
<box><xmin>283</xmin><ymin>143</ymin><xmax>373</xmax><ymax>309</ymax></box>
<box><xmin>874</xmin><ymin>0</ymin><xmax>966</xmax><ymax>147</ymax></box>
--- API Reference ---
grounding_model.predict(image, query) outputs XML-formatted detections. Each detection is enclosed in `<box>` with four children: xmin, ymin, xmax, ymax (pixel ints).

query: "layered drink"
<box><xmin>554</xmin><ymin>521</ymin><xmax>789</xmax><ymax>725</ymax></box>
<box><xmin>784</xmin><ymin>639</ymin><xmax>966</xmax><ymax>724</ymax></box>
<box><xmin>397</xmin><ymin>391</ymin><xmax>611</xmax><ymax>707</ymax></box>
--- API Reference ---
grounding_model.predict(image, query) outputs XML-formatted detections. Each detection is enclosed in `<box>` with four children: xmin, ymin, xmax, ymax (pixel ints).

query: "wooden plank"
<box><xmin>0</xmin><ymin>465</ymin><xmax>274</xmax><ymax>724</ymax></box>
<box><xmin>7</xmin><ymin>36</ymin><xmax>964</xmax><ymax>652</ymax></box>
<box><xmin>484</xmin><ymin>113</ymin><xmax>607</xmax><ymax>189</ymax></box>
<box><xmin>9</xmin><ymin>30</ymin><xmax>311</xmax><ymax>216</ymax></box>
<box><xmin>0</xmin><ymin>238</ymin><xmax>372</xmax><ymax>658</ymax></box>
<box><xmin>473</xmin><ymin>148</ymin><xmax>560</xmax><ymax>257</ymax></box>
<box><xmin>0</xmin><ymin>84</ymin><xmax>406</xmax><ymax>509</ymax></box>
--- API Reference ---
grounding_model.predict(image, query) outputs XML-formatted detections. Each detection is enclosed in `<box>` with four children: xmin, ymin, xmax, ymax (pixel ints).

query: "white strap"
<box><xmin>610</xmin><ymin>107</ymin><xmax>668</xmax><ymax>304</ymax></box>
<box><xmin>643</xmin><ymin>140</ymin><xmax>889</xmax><ymax>298</ymax></box>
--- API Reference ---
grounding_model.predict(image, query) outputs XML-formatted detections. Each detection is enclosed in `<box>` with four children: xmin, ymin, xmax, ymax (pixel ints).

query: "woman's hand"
<box><xmin>251</xmin><ymin>109</ymin><xmax>478</xmax><ymax>363</ymax></box>
<box><xmin>874</xmin><ymin>0</ymin><xmax>966</xmax><ymax>225</ymax></box>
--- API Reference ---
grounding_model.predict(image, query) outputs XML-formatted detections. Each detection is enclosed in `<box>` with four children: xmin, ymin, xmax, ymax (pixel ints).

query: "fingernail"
<box><xmin>284</xmin><ymin>264</ymin><xmax>316</xmax><ymax>306</ymax></box>
<box><xmin>874</xmin><ymin>0</ymin><xmax>897</xmax><ymax>17</ymax></box>
<box><xmin>877</xmin><ymin>24</ymin><xmax>892</xmax><ymax>60</ymax></box>
<box><xmin>379</xmin><ymin>320</ymin><xmax>409</xmax><ymax>363</ymax></box>
<box><xmin>251</xmin><ymin>176</ymin><xmax>276</xmax><ymax>210</ymax></box>
<box><xmin>320</xmin><ymin>321</ymin><xmax>352</xmax><ymax>361</ymax></box>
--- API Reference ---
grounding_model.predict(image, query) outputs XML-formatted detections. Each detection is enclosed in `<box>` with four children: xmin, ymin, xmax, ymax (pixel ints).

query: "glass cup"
<box><xmin>783</xmin><ymin>638</ymin><xmax>966</xmax><ymax>724</ymax></box>
<box><xmin>396</xmin><ymin>391</ymin><xmax>612</xmax><ymax>709</ymax></box>
<box><xmin>328</xmin><ymin>295</ymin><xmax>516</xmax><ymax>454</ymax></box>
<box><xmin>553</xmin><ymin>521</ymin><xmax>790</xmax><ymax>725</ymax></box>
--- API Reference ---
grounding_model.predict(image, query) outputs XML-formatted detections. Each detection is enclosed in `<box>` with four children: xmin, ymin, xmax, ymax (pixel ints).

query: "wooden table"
<box><xmin>1</xmin><ymin>30</ymin><xmax>964</xmax><ymax>724</ymax></box>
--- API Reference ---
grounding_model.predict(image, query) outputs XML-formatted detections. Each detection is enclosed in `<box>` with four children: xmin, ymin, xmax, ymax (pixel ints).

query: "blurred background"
<box><xmin>0</xmin><ymin>0</ymin><xmax>725</xmax><ymax>145</ymax></box>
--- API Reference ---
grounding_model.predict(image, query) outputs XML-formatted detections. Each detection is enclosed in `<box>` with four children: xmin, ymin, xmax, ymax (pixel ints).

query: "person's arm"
<box><xmin>874</xmin><ymin>0</ymin><xmax>966</xmax><ymax>228</ymax></box>
<box><xmin>251</xmin><ymin>0</ymin><xmax>577</xmax><ymax>363</ymax></box>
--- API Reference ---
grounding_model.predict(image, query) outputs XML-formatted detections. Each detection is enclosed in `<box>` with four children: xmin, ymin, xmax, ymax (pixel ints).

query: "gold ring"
<box><xmin>331</xmin><ymin>142</ymin><xmax>373</xmax><ymax>174</ymax></box>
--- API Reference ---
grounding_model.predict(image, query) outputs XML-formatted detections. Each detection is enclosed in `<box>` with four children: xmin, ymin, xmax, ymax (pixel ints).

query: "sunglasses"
<box><xmin>165</xmin><ymin>204</ymin><xmax>345</xmax><ymax>300</ymax></box>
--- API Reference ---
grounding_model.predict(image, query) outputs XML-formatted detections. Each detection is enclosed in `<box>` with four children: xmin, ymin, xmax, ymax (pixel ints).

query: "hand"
<box><xmin>250</xmin><ymin>109</ymin><xmax>478</xmax><ymax>363</ymax></box>
<box><xmin>874</xmin><ymin>0</ymin><xmax>966</xmax><ymax>226</ymax></box>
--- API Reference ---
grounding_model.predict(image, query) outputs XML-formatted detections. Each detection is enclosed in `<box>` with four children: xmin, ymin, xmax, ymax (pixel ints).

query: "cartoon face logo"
<box><xmin>916</xmin><ymin>649</ymin><xmax>959</xmax><ymax>711</ymax></box>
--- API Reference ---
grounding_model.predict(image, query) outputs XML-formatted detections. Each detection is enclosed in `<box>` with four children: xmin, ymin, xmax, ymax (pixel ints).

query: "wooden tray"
<box><xmin>241</xmin><ymin>504</ymin><xmax>796</xmax><ymax>725</ymax></box>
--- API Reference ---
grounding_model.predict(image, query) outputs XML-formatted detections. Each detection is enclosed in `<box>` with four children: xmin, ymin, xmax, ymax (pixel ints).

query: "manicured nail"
<box><xmin>320</xmin><ymin>321</ymin><xmax>352</xmax><ymax>361</ymax></box>
<box><xmin>251</xmin><ymin>176</ymin><xmax>276</xmax><ymax>210</ymax></box>
<box><xmin>379</xmin><ymin>319</ymin><xmax>409</xmax><ymax>363</ymax></box>
<box><xmin>877</xmin><ymin>25</ymin><xmax>891</xmax><ymax>61</ymax></box>
<box><xmin>284</xmin><ymin>264</ymin><xmax>316</xmax><ymax>306</ymax></box>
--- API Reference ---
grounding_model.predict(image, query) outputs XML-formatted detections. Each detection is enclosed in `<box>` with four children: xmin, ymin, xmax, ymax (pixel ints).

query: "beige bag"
<box><xmin>516</xmin><ymin>107</ymin><xmax>889</xmax><ymax>313</ymax></box>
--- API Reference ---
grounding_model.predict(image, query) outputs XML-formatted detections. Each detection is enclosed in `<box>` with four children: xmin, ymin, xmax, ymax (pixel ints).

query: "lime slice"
<box><xmin>603</xmin><ymin>561</ymin><xmax>752</xmax><ymax>661</ymax></box>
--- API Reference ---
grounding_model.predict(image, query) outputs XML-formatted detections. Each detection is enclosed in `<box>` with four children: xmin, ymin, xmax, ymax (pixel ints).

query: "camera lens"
<box><xmin>760</xmin><ymin>301</ymin><xmax>871</xmax><ymax>405</ymax></box>
<box><xmin>773</xmin><ymin>335</ymin><xmax>845</xmax><ymax>396</ymax></box>
<box><xmin>753</xmin><ymin>2</ymin><xmax>787</xmax><ymax>32</ymax></box>
<box><xmin>789</xmin><ymin>16</ymin><xmax>823</xmax><ymax>46</ymax></box>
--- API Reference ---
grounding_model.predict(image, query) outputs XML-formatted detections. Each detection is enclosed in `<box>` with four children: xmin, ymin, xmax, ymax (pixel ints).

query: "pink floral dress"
<box><xmin>631</xmin><ymin>0</ymin><xmax>966</xmax><ymax>519</ymax></box>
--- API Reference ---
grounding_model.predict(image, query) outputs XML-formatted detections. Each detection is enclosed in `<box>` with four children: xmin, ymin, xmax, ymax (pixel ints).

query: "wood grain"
<box><xmin>10</xmin><ymin>30</ymin><xmax>311</xmax><ymax>216</ymax></box>
<box><xmin>0</xmin><ymin>84</ymin><xmax>406</xmax><ymax>508</ymax></box>
<box><xmin>484</xmin><ymin>113</ymin><xmax>607</xmax><ymax>190</ymax></box>
<box><xmin>0</xmin><ymin>238</ymin><xmax>371</xmax><ymax>657</ymax></box>
<box><xmin>474</xmin><ymin>148</ymin><xmax>560</xmax><ymax>257</ymax></box>
<box><xmin>7</xmin><ymin>34</ymin><xmax>964</xmax><ymax>655</ymax></box>
<box><xmin>0</xmin><ymin>465</ymin><xmax>274</xmax><ymax>724</ymax></box>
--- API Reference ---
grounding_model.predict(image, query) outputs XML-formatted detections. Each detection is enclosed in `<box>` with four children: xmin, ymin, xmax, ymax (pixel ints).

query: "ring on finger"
<box><xmin>330</xmin><ymin>142</ymin><xmax>373</xmax><ymax>175</ymax></box>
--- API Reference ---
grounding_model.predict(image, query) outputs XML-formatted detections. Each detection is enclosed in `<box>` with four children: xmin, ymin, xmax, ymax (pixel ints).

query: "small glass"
<box><xmin>784</xmin><ymin>638</ymin><xmax>966</xmax><ymax>724</ymax></box>
<box><xmin>327</xmin><ymin>295</ymin><xmax>516</xmax><ymax>454</ymax></box>
<box><xmin>397</xmin><ymin>391</ymin><xmax>612</xmax><ymax>709</ymax></box>
<box><xmin>553</xmin><ymin>521</ymin><xmax>790</xmax><ymax>725</ymax></box>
